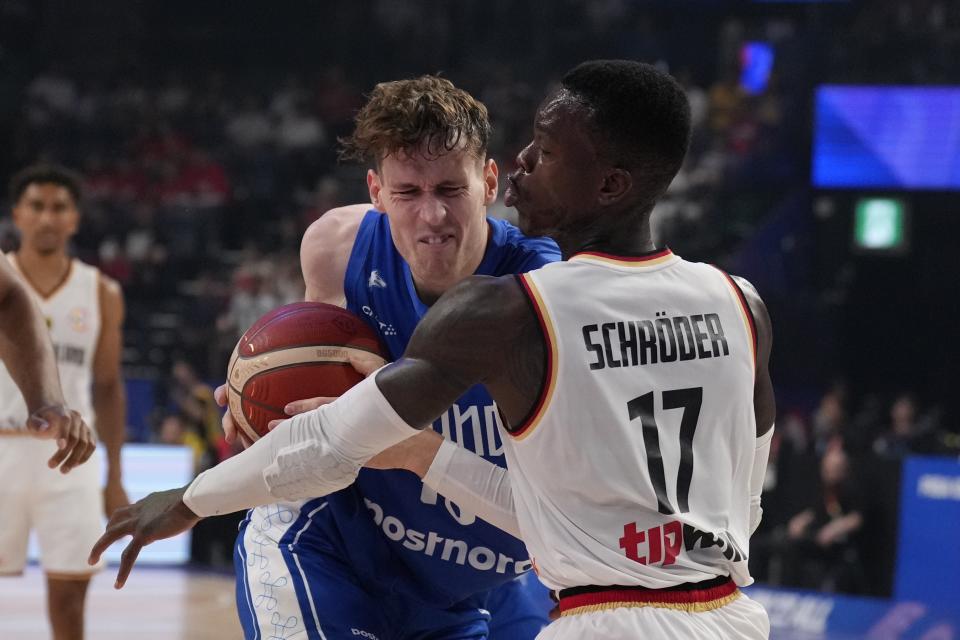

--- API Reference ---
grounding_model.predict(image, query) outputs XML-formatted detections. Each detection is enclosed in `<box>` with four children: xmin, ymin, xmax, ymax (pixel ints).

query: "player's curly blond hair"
<box><xmin>339</xmin><ymin>75</ymin><xmax>490</xmax><ymax>166</ymax></box>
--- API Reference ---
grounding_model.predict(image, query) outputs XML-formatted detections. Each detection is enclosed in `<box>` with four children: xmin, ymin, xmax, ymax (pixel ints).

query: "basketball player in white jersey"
<box><xmin>0</xmin><ymin>253</ymin><xmax>95</xmax><ymax>469</ymax></box>
<box><xmin>2</xmin><ymin>164</ymin><xmax>129</xmax><ymax>640</ymax></box>
<box><xmin>95</xmin><ymin>60</ymin><xmax>774</xmax><ymax>639</ymax></box>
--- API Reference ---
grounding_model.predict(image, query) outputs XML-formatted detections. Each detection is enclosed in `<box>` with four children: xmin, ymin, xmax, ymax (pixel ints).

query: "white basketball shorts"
<box><xmin>0</xmin><ymin>436</ymin><xmax>105</xmax><ymax>577</ymax></box>
<box><xmin>539</xmin><ymin>577</ymin><xmax>769</xmax><ymax>639</ymax></box>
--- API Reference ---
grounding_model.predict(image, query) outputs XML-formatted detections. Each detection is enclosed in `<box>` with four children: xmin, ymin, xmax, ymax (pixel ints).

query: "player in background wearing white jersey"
<box><xmin>95</xmin><ymin>60</ymin><xmax>774</xmax><ymax>639</ymax></box>
<box><xmin>0</xmin><ymin>253</ymin><xmax>95</xmax><ymax>469</ymax></box>
<box><xmin>2</xmin><ymin>164</ymin><xmax>129</xmax><ymax>640</ymax></box>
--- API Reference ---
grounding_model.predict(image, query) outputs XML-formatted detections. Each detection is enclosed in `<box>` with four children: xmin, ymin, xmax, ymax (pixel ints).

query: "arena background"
<box><xmin>1</xmin><ymin>0</ymin><xmax>958</xmax><ymax>637</ymax></box>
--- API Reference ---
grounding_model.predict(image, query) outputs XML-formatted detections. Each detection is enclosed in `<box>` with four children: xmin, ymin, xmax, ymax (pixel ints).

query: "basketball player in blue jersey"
<box><xmin>218</xmin><ymin>76</ymin><xmax>558</xmax><ymax>639</ymax></box>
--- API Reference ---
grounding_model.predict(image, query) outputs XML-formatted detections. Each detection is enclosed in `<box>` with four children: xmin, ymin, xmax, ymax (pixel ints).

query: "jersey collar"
<box><xmin>569</xmin><ymin>247</ymin><xmax>678</xmax><ymax>269</ymax></box>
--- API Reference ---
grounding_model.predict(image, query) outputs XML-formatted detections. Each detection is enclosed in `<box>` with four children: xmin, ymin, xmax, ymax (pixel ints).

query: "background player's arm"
<box><xmin>733</xmin><ymin>275</ymin><xmax>776</xmax><ymax>533</ymax></box>
<box><xmin>93</xmin><ymin>275</ymin><xmax>129</xmax><ymax>516</ymax></box>
<box><xmin>0</xmin><ymin>255</ymin><xmax>95</xmax><ymax>470</ymax></box>
<box><xmin>0</xmin><ymin>254</ymin><xmax>64</xmax><ymax>412</ymax></box>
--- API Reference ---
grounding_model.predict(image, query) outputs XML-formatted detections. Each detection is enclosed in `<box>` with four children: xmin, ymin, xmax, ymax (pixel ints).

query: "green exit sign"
<box><xmin>854</xmin><ymin>198</ymin><xmax>908</xmax><ymax>253</ymax></box>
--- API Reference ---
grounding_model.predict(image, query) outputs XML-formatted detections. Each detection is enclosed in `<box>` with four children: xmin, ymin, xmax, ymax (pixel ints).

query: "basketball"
<box><xmin>226</xmin><ymin>302</ymin><xmax>385</xmax><ymax>442</ymax></box>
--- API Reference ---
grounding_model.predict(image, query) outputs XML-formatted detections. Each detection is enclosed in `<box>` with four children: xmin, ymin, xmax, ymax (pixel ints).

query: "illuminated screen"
<box><xmin>854</xmin><ymin>198</ymin><xmax>907</xmax><ymax>252</ymax></box>
<box><xmin>813</xmin><ymin>86</ymin><xmax>960</xmax><ymax>190</ymax></box>
<box><xmin>28</xmin><ymin>444</ymin><xmax>193</xmax><ymax>565</ymax></box>
<box><xmin>740</xmin><ymin>42</ymin><xmax>774</xmax><ymax>95</ymax></box>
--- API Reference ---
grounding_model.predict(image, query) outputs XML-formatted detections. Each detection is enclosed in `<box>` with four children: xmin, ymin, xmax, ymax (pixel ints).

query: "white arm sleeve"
<box><xmin>422</xmin><ymin>439</ymin><xmax>522</xmax><ymax>539</ymax></box>
<box><xmin>750</xmin><ymin>425</ymin><xmax>774</xmax><ymax>534</ymax></box>
<box><xmin>183</xmin><ymin>372</ymin><xmax>421</xmax><ymax>517</ymax></box>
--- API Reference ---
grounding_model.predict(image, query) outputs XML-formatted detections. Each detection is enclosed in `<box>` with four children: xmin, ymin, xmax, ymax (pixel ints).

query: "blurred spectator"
<box><xmin>180</xmin><ymin>148</ymin><xmax>231</xmax><ymax>209</ymax></box>
<box><xmin>167</xmin><ymin>359</ymin><xmax>223</xmax><ymax>472</ymax></box>
<box><xmin>812</xmin><ymin>387</ymin><xmax>846</xmax><ymax>455</ymax></box>
<box><xmin>225</xmin><ymin>96</ymin><xmax>274</xmax><ymax>150</ymax></box>
<box><xmin>299</xmin><ymin>175</ymin><xmax>344</xmax><ymax>231</ymax></box>
<box><xmin>26</xmin><ymin>67</ymin><xmax>78</xmax><ymax>117</ymax></box>
<box><xmin>276</xmin><ymin>102</ymin><xmax>326</xmax><ymax>152</ymax></box>
<box><xmin>872</xmin><ymin>393</ymin><xmax>942</xmax><ymax>458</ymax></box>
<box><xmin>777</xmin><ymin>444</ymin><xmax>866</xmax><ymax>593</ymax></box>
<box><xmin>217</xmin><ymin>266</ymin><xmax>282</xmax><ymax>340</ymax></box>
<box><xmin>157</xmin><ymin>412</ymin><xmax>207</xmax><ymax>460</ymax></box>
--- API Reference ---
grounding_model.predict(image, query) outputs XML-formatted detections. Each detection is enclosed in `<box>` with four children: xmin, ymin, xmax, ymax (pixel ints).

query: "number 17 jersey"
<box><xmin>507</xmin><ymin>249</ymin><xmax>758</xmax><ymax>591</ymax></box>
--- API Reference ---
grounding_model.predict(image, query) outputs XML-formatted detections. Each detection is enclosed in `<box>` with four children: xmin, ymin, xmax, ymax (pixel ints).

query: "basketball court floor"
<box><xmin>0</xmin><ymin>563</ymin><xmax>924</xmax><ymax>639</ymax></box>
<box><xmin>0</xmin><ymin>565</ymin><xmax>240</xmax><ymax>639</ymax></box>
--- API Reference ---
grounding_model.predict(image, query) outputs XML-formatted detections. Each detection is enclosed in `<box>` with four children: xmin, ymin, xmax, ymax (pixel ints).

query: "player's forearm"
<box><xmin>184</xmin><ymin>374</ymin><xmax>421</xmax><ymax>516</ymax></box>
<box><xmin>749</xmin><ymin>424</ymin><xmax>774</xmax><ymax>534</ymax></box>
<box><xmin>422</xmin><ymin>440</ymin><xmax>522</xmax><ymax>539</ymax></box>
<box><xmin>94</xmin><ymin>379</ymin><xmax>126</xmax><ymax>479</ymax></box>
<box><xmin>0</xmin><ymin>283</ymin><xmax>64</xmax><ymax>411</ymax></box>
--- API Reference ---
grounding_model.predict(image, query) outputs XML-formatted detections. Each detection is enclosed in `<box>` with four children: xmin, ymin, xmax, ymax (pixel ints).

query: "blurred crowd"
<box><xmin>2</xmin><ymin>0</ymin><xmax>959</xmax><ymax>581</ymax></box>
<box><xmin>751</xmin><ymin>386</ymin><xmax>958</xmax><ymax>596</ymax></box>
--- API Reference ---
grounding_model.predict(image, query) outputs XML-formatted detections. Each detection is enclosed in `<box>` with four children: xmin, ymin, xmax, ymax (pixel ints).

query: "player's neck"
<box><xmin>560</xmin><ymin>215</ymin><xmax>655</xmax><ymax>259</ymax></box>
<box><xmin>14</xmin><ymin>248</ymin><xmax>72</xmax><ymax>293</ymax></box>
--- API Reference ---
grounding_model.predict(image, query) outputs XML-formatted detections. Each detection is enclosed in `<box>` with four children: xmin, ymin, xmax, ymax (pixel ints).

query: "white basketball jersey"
<box><xmin>506</xmin><ymin>249</ymin><xmax>757</xmax><ymax>591</ymax></box>
<box><xmin>0</xmin><ymin>256</ymin><xmax>101</xmax><ymax>432</ymax></box>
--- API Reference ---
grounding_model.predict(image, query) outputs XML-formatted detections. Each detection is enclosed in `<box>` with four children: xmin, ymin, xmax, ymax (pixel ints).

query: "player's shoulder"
<box><xmin>433</xmin><ymin>274</ymin><xmax>528</xmax><ymax>325</ymax></box>
<box><xmin>90</xmin><ymin>266</ymin><xmax>125</xmax><ymax>321</ymax></box>
<box><xmin>76</xmin><ymin>259</ymin><xmax>122</xmax><ymax>299</ymax></box>
<box><xmin>97</xmin><ymin>273</ymin><xmax>122</xmax><ymax>297</ymax></box>
<box><xmin>726</xmin><ymin>273</ymin><xmax>772</xmax><ymax>346</ymax></box>
<box><xmin>488</xmin><ymin>217</ymin><xmax>560</xmax><ymax>269</ymax></box>
<box><xmin>727</xmin><ymin>274</ymin><xmax>767</xmax><ymax>315</ymax></box>
<box><xmin>302</xmin><ymin>204</ymin><xmax>372</xmax><ymax>251</ymax></box>
<box><xmin>301</xmin><ymin>204</ymin><xmax>375</xmax><ymax>304</ymax></box>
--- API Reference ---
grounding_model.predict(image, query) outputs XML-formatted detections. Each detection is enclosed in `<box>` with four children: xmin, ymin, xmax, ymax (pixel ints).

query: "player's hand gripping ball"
<box><xmin>226</xmin><ymin>302</ymin><xmax>386</xmax><ymax>442</ymax></box>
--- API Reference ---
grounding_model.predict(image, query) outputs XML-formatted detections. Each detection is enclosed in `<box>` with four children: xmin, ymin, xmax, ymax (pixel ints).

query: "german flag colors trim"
<box><xmin>511</xmin><ymin>274</ymin><xmax>558</xmax><ymax>441</ymax></box>
<box><xmin>559</xmin><ymin>577</ymin><xmax>740</xmax><ymax>617</ymax></box>
<box><xmin>714</xmin><ymin>268</ymin><xmax>758</xmax><ymax>372</ymax></box>
<box><xmin>569</xmin><ymin>248</ymin><xmax>676</xmax><ymax>269</ymax></box>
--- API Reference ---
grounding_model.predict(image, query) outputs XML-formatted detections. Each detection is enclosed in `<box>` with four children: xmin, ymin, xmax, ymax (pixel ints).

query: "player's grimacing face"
<box><xmin>505</xmin><ymin>91</ymin><xmax>604</xmax><ymax>240</ymax></box>
<box><xmin>368</xmin><ymin>147</ymin><xmax>498</xmax><ymax>295</ymax></box>
<box><xmin>12</xmin><ymin>183</ymin><xmax>80</xmax><ymax>255</ymax></box>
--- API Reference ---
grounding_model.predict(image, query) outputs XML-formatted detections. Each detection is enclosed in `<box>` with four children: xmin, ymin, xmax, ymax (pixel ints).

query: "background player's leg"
<box><xmin>0</xmin><ymin>438</ymin><xmax>32</xmax><ymax>577</ymax></box>
<box><xmin>33</xmin><ymin>440</ymin><xmax>103</xmax><ymax>640</ymax></box>
<box><xmin>46</xmin><ymin>576</ymin><xmax>90</xmax><ymax>640</ymax></box>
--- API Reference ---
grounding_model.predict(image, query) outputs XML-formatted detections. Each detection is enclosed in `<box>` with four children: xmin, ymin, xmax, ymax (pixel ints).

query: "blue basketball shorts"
<box><xmin>234</xmin><ymin>499</ymin><xmax>550</xmax><ymax>640</ymax></box>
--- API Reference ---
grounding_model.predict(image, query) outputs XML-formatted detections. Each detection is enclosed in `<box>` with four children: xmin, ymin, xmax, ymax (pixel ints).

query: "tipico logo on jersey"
<box><xmin>367</xmin><ymin>269</ymin><xmax>387</xmax><ymax>289</ymax></box>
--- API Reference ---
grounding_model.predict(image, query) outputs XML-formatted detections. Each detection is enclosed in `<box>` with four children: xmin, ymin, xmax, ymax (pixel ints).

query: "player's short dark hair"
<box><xmin>8</xmin><ymin>163</ymin><xmax>83</xmax><ymax>205</ymax></box>
<box><xmin>339</xmin><ymin>75</ymin><xmax>491</xmax><ymax>166</ymax></box>
<box><xmin>561</xmin><ymin>60</ymin><xmax>691</xmax><ymax>207</ymax></box>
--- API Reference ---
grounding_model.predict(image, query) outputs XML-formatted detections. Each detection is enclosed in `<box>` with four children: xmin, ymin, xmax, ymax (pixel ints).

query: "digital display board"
<box><xmin>813</xmin><ymin>86</ymin><xmax>960</xmax><ymax>190</ymax></box>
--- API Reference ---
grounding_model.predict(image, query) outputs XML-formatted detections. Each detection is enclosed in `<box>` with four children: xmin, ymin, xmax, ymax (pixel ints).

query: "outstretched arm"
<box><xmin>366</xmin><ymin>424</ymin><xmax>523</xmax><ymax>539</ymax></box>
<box><xmin>0</xmin><ymin>256</ymin><xmax>62</xmax><ymax>412</ymax></box>
<box><xmin>93</xmin><ymin>275</ymin><xmax>129</xmax><ymax>516</ymax></box>
<box><xmin>91</xmin><ymin>274</ymin><xmax>540</xmax><ymax>586</ymax></box>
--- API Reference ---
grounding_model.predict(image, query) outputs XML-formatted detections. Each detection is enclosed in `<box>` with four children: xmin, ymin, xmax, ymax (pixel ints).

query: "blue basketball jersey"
<box><xmin>325</xmin><ymin>210</ymin><xmax>560</xmax><ymax>606</ymax></box>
